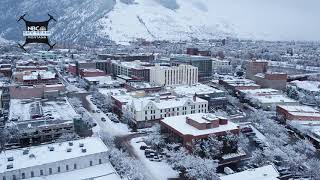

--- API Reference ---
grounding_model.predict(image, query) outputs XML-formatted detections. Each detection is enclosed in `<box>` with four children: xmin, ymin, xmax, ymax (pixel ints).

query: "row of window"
<box><xmin>144</xmin><ymin>108</ymin><xmax>207</xmax><ymax>120</ymax></box>
<box><xmin>2</xmin><ymin>159</ymin><xmax>102</xmax><ymax>180</ymax></box>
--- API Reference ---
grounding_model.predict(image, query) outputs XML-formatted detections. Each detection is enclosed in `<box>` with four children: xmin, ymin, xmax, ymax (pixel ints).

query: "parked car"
<box><xmin>101</xmin><ymin>117</ymin><xmax>106</xmax><ymax>122</ymax></box>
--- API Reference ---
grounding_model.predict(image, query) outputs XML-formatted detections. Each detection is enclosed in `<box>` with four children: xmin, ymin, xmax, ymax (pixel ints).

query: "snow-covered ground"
<box><xmin>86</xmin><ymin>95</ymin><xmax>131</xmax><ymax>136</ymax></box>
<box><xmin>130</xmin><ymin>137</ymin><xmax>179</xmax><ymax>180</ymax></box>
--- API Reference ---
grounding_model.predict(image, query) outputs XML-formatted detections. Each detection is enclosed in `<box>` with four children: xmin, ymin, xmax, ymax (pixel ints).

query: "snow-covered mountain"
<box><xmin>0</xmin><ymin>0</ymin><xmax>319</xmax><ymax>44</ymax></box>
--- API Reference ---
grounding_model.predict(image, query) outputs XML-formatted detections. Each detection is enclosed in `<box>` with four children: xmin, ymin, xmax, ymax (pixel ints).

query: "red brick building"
<box><xmin>160</xmin><ymin>113</ymin><xmax>239</xmax><ymax>150</ymax></box>
<box><xmin>79</xmin><ymin>69</ymin><xmax>106</xmax><ymax>77</ymax></box>
<box><xmin>246</xmin><ymin>60</ymin><xmax>268</xmax><ymax>78</ymax></box>
<box><xmin>276</xmin><ymin>105</ymin><xmax>320</xmax><ymax>121</ymax></box>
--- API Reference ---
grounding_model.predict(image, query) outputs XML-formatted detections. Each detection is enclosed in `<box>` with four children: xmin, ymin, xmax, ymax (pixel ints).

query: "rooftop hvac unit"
<box><xmin>69</xmin><ymin>142</ymin><xmax>73</xmax><ymax>146</ymax></box>
<box><xmin>81</xmin><ymin>148</ymin><xmax>87</xmax><ymax>153</ymax></box>
<box><xmin>67</xmin><ymin>148</ymin><xmax>72</xmax><ymax>152</ymax></box>
<box><xmin>7</xmin><ymin>157</ymin><xmax>14</xmax><ymax>162</ymax></box>
<box><xmin>23</xmin><ymin>149</ymin><xmax>29</xmax><ymax>155</ymax></box>
<box><xmin>49</xmin><ymin>147</ymin><xmax>55</xmax><ymax>151</ymax></box>
<box><xmin>7</xmin><ymin>164</ymin><xmax>13</xmax><ymax>169</ymax></box>
<box><xmin>79</xmin><ymin>143</ymin><xmax>84</xmax><ymax>148</ymax></box>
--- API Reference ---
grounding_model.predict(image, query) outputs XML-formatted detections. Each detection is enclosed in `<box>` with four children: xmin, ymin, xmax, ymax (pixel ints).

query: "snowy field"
<box><xmin>130</xmin><ymin>137</ymin><xmax>179</xmax><ymax>180</ymax></box>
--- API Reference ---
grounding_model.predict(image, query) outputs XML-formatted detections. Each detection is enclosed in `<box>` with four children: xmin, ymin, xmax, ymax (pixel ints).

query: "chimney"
<box><xmin>193</xmin><ymin>93</ymin><xmax>197</xmax><ymax>101</ymax></box>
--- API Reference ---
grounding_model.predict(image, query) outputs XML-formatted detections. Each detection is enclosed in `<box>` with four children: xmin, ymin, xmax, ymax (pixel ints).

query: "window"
<box><xmin>2</xmin><ymin>176</ymin><xmax>6</xmax><ymax>180</ymax></box>
<box><xmin>21</xmin><ymin>173</ymin><xmax>25</xmax><ymax>179</ymax></box>
<box><xmin>66</xmin><ymin>165</ymin><xmax>69</xmax><ymax>171</ymax></box>
<box><xmin>40</xmin><ymin>170</ymin><xmax>43</xmax><ymax>176</ymax></box>
<box><xmin>145</xmin><ymin>116</ymin><xmax>147</xmax><ymax>120</ymax></box>
<box><xmin>99</xmin><ymin>159</ymin><xmax>102</xmax><ymax>164</ymax></box>
<box><xmin>58</xmin><ymin>167</ymin><xmax>60</xmax><ymax>173</ymax></box>
<box><xmin>31</xmin><ymin>171</ymin><xmax>34</xmax><ymax>178</ymax></box>
<box><xmin>49</xmin><ymin>168</ymin><xmax>52</xmax><ymax>175</ymax></box>
<box><xmin>13</xmin><ymin>175</ymin><xmax>16</xmax><ymax>180</ymax></box>
<box><xmin>74</xmin><ymin>164</ymin><xmax>77</xmax><ymax>169</ymax></box>
<box><xmin>90</xmin><ymin>161</ymin><xmax>93</xmax><ymax>166</ymax></box>
<box><xmin>145</xmin><ymin>111</ymin><xmax>147</xmax><ymax>115</ymax></box>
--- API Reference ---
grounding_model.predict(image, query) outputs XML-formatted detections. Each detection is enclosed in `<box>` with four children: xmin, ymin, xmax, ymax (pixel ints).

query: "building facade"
<box><xmin>160</xmin><ymin>113</ymin><xmax>239</xmax><ymax>150</ymax></box>
<box><xmin>127</xmin><ymin>95</ymin><xmax>208</xmax><ymax>128</ymax></box>
<box><xmin>0</xmin><ymin>137</ymin><xmax>112</xmax><ymax>180</ymax></box>
<box><xmin>150</xmin><ymin>64</ymin><xmax>198</xmax><ymax>86</ymax></box>
<box><xmin>170</xmin><ymin>55</ymin><xmax>212</xmax><ymax>81</ymax></box>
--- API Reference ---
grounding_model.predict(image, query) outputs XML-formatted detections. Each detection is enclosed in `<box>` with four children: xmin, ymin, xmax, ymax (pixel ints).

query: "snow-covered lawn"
<box><xmin>130</xmin><ymin>137</ymin><xmax>179</xmax><ymax>180</ymax></box>
<box><xmin>86</xmin><ymin>95</ymin><xmax>131</xmax><ymax>136</ymax></box>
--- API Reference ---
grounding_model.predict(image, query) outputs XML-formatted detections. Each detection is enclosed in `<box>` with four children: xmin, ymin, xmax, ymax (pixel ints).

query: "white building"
<box><xmin>0</xmin><ymin>137</ymin><xmax>120</xmax><ymax>180</ymax></box>
<box><xmin>127</xmin><ymin>95</ymin><xmax>208</xmax><ymax>128</ymax></box>
<box><xmin>150</xmin><ymin>64</ymin><xmax>198</xmax><ymax>86</ymax></box>
<box><xmin>212</xmin><ymin>58</ymin><xmax>231</xmax><ymax>73</ymax></box>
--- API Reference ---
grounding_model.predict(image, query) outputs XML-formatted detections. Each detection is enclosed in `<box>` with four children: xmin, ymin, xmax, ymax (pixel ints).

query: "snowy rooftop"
<box><xmin>84</xmin><ymin>76</ymin><xmax>120</xmax><ymax>85</ymax></box>
<box><xmin>220</xmin><ymin>165</ymin><xmax>279</xmax><ymax>180</ymax></box>
<box><xmin>290</xmin><ymin>80</ymin><xmax>320</xmax><ymax>92</ymax></box>
<box><xmin>9</xmin><ymin>98</ymin><xmax>79</xmax><ymax>121</ymax></box>
<box><xmin>252</xmin><ymin>94</ymin><xmax>297</xmax><ymax>104</ymax></box>
<box><xmin>113</xmin><ymin>60</ymin><xmax>152</xmax><ymax>70</ymax></box>
<box><xmin>161</xmin><ymin>113</ymin><xmax>238</xmax><ymax>136</ymax></box>
<box><xmin>239</xmin><ymin>88</ymin><xmax>280</xmax><ymax>96</ymax></box>
<box><xmin>0</xmin><ymin>137</ymin><xmax>108</xmax><ymax>174</ymax></box>
<box><xmin>128</xmin><ymin>82</ymin><xmax>160</xmax><ymax>89</ymax></box>
<box><xmin>21</xmin><ymin>70</ymin><xmax>56</xmax><ymax>81</ymax></box>
<box><xmin>132</xmin><ymin>96</ymin><xmax>207</xmax><ymax>112</ymax></box>
<box><xmin>278</xmin><ymin>105</ymin><xmax>320</xmax><ymax>118</ymax></box>
<box><xmin>98</xmin><ymin>88</ymin><xmax>127</xmax><ymax>96</ymax></box>
<box><xmin>30</xmin><ymin>163</ymin><xmax>121</xmax><ymax>180</ymax></box>
<box><xmin>168</xmin><ymin>83</ymin><xmax>224</xmax><ymax>96</ymax></box>
<box><xmin>221</xmin><ymin>78</ymin><xmax>259</xmax><ymax>87</ymax></box>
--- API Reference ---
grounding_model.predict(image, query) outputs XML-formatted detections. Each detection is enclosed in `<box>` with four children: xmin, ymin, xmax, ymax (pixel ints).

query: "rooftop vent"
<box><xmin>49</xmin><ymin>147</ymin><xmax>54</xmax><ymax>151</ymax></box>
<box><xmin>81</xmin><ymin>148</ymin><xmax>87</xmax><ymax>153</ymax></box>
<box><xmin>7</xmin><ymin>157</ymin><xmax>14</xmax><ymax>162</ymax></box>
<box><xmin>23</xmin><ymin>149</ymin><xmax>29</xmax><ymax>155</ymax></box>
<box><xmin>29</xmin><ymin>154</ymin><xmax>35</xmax><ymax>158</ymax></box>
<box><xmin>79</xmin><ymin>143</ymin><xmax>84</xmax><ymax>148</ymax></box>
<box><xmin>69</xmin><ymin>142</ymin><xmax>73</xmax><ymax>146</ymax></box>
<box><xmin>67</xmin><ymin>148</ymin><xmax>72</xmax><ymax>152</ymax></box>
<box><xmin>7</xmin><ymin>164</ymin><xmax>13</xmax><ymax>169</ymax></box>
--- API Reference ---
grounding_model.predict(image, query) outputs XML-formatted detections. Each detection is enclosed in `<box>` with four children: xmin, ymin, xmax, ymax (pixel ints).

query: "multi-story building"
<box><xmin>212</xmin><ymin>58</ymin><xmax>231</xmax><ymax>73</ymax></box>
<box><xmin>112</xmin><ymin>60</ymin><xmax>152</xmax><ymax>81</ymax></box>
<box><xmin>246</xmin><ymin>59</ymin><xmax>268</xmax><ymax>79</ymax></box>
<box><xmin>160</xmin><ymin>113</ymin><xmax>239</xmax><ymax>150</ymax></box>
<box><xmin>254</xmin><ymin>72</ymin><xmax>288</xmax><ymax>91</ymax></box>
<box><xmin>167</xmin><ymin>83</ymin><xmax>227</xmax><ymax>108</ymax></box>
<box><xmin>8</xmin><ymin>98</ymin><xmax>79</xmax><ymax>144</ymax></box>
<box><xmin>79</xmin><ymin>69</ymin><xmax>106</xmax><ymax>78</ymax></box>
<box><xmin>127</xmin><ymin>95</ymin><xmax>208</xmax><ymax>128</ymax></box>
<box><xmin>12</xmin><ymin>70</ymin><xmax>58</xmax><ymax>85</ymax></box>
<box><xmin>276</xmin><ymin>105</ymin><xmax>320</xmax><ymax>121</ymax></box>
<box><xmin>170</xmin><ymin>55</ymin><xmax>212</xmax><ymax>81</ymax></box>
<box><xmin>219</xmin><ymin>78</ymin><xmax>261</xmax><ymax>94</ymax></box>
<box><xmin>98</xmin><ymin>53</ymin><xmax>154</xmax><ymax>62</ymax></box>
<box><xmin>0</xmin><ymin>137</ymin><xmax>121</xmax><ymax>180</ymax></box>
<box><xmin>150</xmin><ymin>64</ymin><xmax>198</xmax><ymax>86</ymax></box>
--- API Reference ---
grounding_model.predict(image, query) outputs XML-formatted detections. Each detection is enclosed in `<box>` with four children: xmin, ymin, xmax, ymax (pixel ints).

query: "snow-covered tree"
<box><xmin>192</xmin><ymin>135</ymin><xmax>223</xmax><ymax>159</ymax></box>
<box><xmin>145</xmin><ymin>124</ymin><xmax>165</xmax><ymax>150</ymax></box>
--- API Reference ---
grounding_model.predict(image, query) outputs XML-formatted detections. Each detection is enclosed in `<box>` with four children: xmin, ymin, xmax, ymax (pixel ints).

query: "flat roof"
<box><xmin>239</xmin><ymin>88</ymin><xmax>280</xmax><ymax>95</ymax></box>
<box><xmin>9</xmin><ymin>98</ymin><xmax>79</xmax><ymax>121</ymax></box>
<box><xmin>168</xmin><ymin>83</ymin><xmax>224</xmax><ymax>96</ymax></box>
<box><xmin>30</xmin><ymin>163</ymin><xmax>121</xmax><ymax>180</ymax></box>
<box><xmin>252</xmin><ymin>95</ymin><xmax>297</xmax><ymax>104</ymax></box>
<box><xmin>161</xmin><ymin>113</ymin><xmax>238</xmax><ymax>136</ymax></box>
<box><xmin>220</xmin><ymin>165</ymin><xmax>279</xmax><ymax>180</ymax></box>
<box><xmin>278</xmin><ymin>105</ymin><xmax>320</xmax><ymax>117</ymax></box>
<box><xmin>0</xmin><ymin>137</ymin><xmax>108</xmax><ymax>174</ymax></box>
<box><xmin>132</xmin><ymin>96</ymin><xmax>207</xmax><ymax>112</ymax></box>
